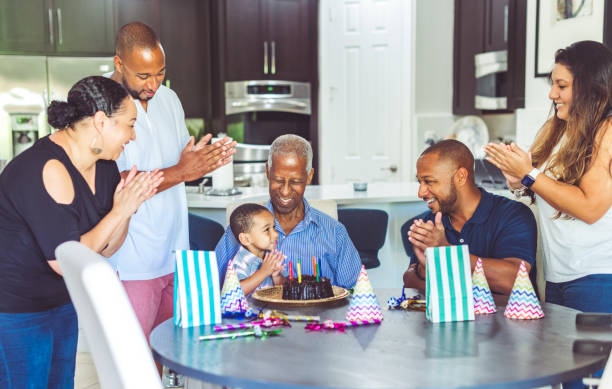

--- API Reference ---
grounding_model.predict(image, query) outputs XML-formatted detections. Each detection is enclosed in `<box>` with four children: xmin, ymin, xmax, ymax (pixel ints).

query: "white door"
<box><xmin>319</xmin><ymin>0</ymin><xmax>412</xmax><ymax>184</ymax></box>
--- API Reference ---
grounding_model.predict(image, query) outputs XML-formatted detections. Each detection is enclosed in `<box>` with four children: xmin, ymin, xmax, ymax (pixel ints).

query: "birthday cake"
<box><xmin>282</xmin><ymin>275</ymin><xmax>334</xmax><ymax>300</ymax></box>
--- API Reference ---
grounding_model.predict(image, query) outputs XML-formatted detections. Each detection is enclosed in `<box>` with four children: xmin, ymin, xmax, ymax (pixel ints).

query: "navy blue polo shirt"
<box><xmin>405</xmin><ymin>188</ymin><xmax>537</xmax><ymax>272</ymax></box>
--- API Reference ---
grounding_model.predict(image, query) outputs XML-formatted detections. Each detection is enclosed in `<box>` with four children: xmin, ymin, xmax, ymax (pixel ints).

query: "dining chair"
<box><xmin>188</xmin><ymin>213</ymin><xmax>225</xmax><ymax>250</ymax></box>
<box><xmin>56</xmin><ymin>241</ymin><xmax>162</xmax><ymax>389</ymax></box>
<box><xmin>338</xmin><ymin>208</ymin><xmax>388</xmax><ymax>269</ymax></box>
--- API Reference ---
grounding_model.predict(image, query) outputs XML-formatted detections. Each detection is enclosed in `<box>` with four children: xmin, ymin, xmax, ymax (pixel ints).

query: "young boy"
<box><xmin>229</xmin><ymin>203</ymin><xmax>286</xmax><ymax>295</ymax></box>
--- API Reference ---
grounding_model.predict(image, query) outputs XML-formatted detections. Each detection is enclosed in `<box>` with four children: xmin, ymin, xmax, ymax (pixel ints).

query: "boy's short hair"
<box><xmin>230</xmin><ymin>203</ymin><xmax>270</xmax><ymax>238</ymax></box>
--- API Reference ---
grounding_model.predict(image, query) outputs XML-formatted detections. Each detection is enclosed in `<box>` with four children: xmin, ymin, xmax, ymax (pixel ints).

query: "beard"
<box><xmin>437</xmin><ymin>180</ymin><xmax>458</xmax><ymax>214</ymax></box>
<box><xmin>121</xmin><ymin>75</ymin><xmax>152</xmax><ymax>102</ymax></box>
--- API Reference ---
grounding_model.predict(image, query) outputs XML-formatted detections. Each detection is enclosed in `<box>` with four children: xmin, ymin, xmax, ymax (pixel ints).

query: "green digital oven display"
<box><xmin>247</xmin><ymin>85</ymin><xmax>291</xmax><ymax>95</ymax></box>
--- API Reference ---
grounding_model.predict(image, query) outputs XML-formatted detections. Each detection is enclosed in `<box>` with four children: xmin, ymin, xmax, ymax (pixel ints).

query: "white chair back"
<box><xmin>56</xmin><ymin>241</ymin><xmax>162</xmax><ymax>389</ymax></box>
<box><xmin>598</xmin><ymin>348</ymin><xmax>612</xmax><ymax>388</ymax></box>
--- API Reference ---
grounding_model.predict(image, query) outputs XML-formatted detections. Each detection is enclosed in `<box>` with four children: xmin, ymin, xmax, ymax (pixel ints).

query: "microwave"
<box><xmin>474</xmin><ymin>50</ymin><xmax>507</xmax><ymax>110</ymax></box>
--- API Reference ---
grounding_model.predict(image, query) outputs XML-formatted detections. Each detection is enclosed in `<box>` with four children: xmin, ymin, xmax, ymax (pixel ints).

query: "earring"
<box><xmin>89</xmin><ymin>134</ymin><xmax>104</xmax><ymax>155</ymax></box>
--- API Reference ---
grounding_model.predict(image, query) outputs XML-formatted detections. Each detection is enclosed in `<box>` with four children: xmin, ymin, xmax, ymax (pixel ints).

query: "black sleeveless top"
<box><xmin>0</xmin><ymin>136</ymin><xmax>120</xmax><ymax>312</ymax></box>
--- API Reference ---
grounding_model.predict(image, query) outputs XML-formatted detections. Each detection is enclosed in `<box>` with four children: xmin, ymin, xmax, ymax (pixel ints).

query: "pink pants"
<box><xmin>122</xmin><ymin>273</ymin><xmax>174</xmax><ymax>341</ymax></box>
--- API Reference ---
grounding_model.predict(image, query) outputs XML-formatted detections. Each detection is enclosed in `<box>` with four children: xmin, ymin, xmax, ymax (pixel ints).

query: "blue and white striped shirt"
<box><xmin>215</xmin><ymin>198</ymin><xmax>361</xmax><ymax>289</ymax></box>
<box><xmin>232</xmin><ymin>246</ymin><xmax>274</xmax><ymax>292</ymax></box>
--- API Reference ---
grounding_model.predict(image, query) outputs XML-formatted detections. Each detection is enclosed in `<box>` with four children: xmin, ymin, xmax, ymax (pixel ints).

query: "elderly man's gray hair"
<box><xmin>267</xmin><ymin>134</ymin><xmax>313</xmax><ymax>173</ymax></box>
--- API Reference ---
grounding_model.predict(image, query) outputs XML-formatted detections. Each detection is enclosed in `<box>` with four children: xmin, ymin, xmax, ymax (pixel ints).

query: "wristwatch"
<box><xmin>511</xmin><ymin>186</ymin><xmax>528</xmax><ymax>199</ymax></box>
<box><xmin>521</xmin><ymin>168</ymin><xmax>540</xmax><ymax>188</ymax></box>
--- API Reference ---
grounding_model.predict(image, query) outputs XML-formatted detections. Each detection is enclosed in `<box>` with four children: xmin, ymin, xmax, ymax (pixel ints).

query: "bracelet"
<box><xmin>414</xmin><ymin>262</ymin><xmax>426</xmax><ymax>281</ymax></box>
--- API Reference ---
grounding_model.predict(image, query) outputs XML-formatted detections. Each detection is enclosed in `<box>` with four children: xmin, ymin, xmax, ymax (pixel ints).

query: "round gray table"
<box><xmin>150</xmin><ymin>289</ymin><xmax>609</xmax><ymax>388</ymax></box>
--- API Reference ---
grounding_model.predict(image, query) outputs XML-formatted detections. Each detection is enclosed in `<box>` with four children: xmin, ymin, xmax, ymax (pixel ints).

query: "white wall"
<box><xmin>412</xmin><ymin>0</ymin><xmax>558</xmax><ymax>154</ymax></box>
<box><xmin>515</xmin><ymin>0</ymin><xmax>555</xmax><ymax>150</ymax></box>
<box><xmin>412</xmin><ymin>0</ymin><xmax>455</xmax><ymax>161</ymax></box>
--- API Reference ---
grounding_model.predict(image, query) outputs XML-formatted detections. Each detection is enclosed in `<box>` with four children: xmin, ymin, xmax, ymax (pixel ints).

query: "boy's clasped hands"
<box><xmin>260</xmin><ymin>249</ymin><xmax>286</xmax><ymax>279</ymax></box>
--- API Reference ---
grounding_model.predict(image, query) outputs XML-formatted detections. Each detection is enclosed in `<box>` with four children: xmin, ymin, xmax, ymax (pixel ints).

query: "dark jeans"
<box><xmin>546</xmin><ymin>274</ymin><xmax>612</xmax><ymax>389</ymax></box>
<box><xmin>546</xmin><ymin>274</ymin><xmax>612</xmax><ymax>313</ymax></box>
<box><xmin>0</xmin><ymin>303</ymin><xmax>78</xmax><ymax>389</ymax></box>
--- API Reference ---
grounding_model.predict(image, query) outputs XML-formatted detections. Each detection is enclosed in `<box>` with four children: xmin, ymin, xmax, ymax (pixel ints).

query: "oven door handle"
<box><xmin>231</xmin><ymin>100</ymin><xmax>307</xmax><ymax>108</ymax></box>
<box><xmin>227</xmin><ymin>99</ymin><xmax>311</xmax><ymax>115</ymax></box>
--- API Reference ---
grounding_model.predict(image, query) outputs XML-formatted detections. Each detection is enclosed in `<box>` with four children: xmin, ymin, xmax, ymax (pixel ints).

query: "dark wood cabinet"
<box><xmin>53</xmin><ymin>0</ymin><xmax>114</xmax><ymax>55</ymax></box>
<box><xmin>264</xmin><ymin>0</ymin><xmax>312</xmax><ymax>81</ymax></box>
<box><xmin>0</xmin><ymin>0</ymin><xmax>51</xmax><ymax>53</ymax></box>
<box><xmin>159</xmin><ymin>0</ymin><xmax>211</xmax><ymax>120</ymax></box>
<box><xmin>0</xmin><ymin>0</ymin><xmax>113</xmax><ymax>55</ymax></box>
<box><xmin>452</xmin><ymin>0</ymin><xmax>485</xmax><ymax>115</ymax></box>
<box><xmin>114</xmin><ymin>0</ymin><xmax>212</xmax><ymax>120</ymax></box>
<box><xmin>114</xmin><ymin>0</ymin><xmax>161</xmax><ymax>33</ymax></box>
<box><xmin>483</xmin><ymin>0</ymin><xmax>508</xmax><ymax>52</ymax></box>
<box><xmin>453</xmin><ymin>0</ymin><xmax>526</xmax><ymax>115</ymax></box>
<box><xmin>224</xmin><ymin>0</ymin><xmax>264</xmax><ymax>81</ymax></box>
<box><xmin>224</xmin><ymin>0</ymin><xmax>314</xmax><ymax>81</ymax></box>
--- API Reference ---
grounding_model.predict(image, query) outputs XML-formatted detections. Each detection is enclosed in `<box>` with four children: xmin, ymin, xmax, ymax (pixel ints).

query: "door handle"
<box><xmin>263</xmin><ymin>41</ymin><xmax>269</xmax><ymax>74</ymax></box>
<box><xmin>56</xmin><ymin>8</ymin><xmax>63</xmax><ymax>46</ymax></box>
<box><xmin>503</xmin><ymin>4</ymin><xmax>508</xmax><ymax>43</ymax></box>
<box><xmin>381</xmin><ymin>164</ymin><xmax>398</xmax><ymax>173</ymax></box>
<box><xmin>48</xmin><ymin>8</ymin><xmax>54</xmax><ymax>45</ymax></box>
<box><xmin>271</xmin><ymin>41</ymin><xmax>276</xmax><ymax>75</ymax></box>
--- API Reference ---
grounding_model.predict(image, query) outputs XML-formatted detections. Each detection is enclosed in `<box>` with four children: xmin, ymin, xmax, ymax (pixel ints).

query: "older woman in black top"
<box><xmin>0</xmin><ymin>76</ymin><xmax>162</xmax><ymax>388</ymax></box>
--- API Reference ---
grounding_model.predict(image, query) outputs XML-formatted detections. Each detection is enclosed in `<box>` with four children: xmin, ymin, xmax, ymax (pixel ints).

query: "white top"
<box><xmin>537</xmin><ymin>179</ymin><xmax>612</xmax><ymax>283</ymax></box>
<box><xmin>109</xmin><ymin>85</ymin><xmax>190</xmax><ymax>280</ymax></box>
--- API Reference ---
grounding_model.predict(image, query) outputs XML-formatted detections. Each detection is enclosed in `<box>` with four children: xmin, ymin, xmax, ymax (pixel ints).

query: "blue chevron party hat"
<box><xmin>220</xmin><ymin>260</ymin><xmax>252</xmax><ymax>317</ymax></box>
<box><xmin>504</xmin><ymin>261</ymin><xmax>543</xmax><ymax>319</ymax></box>
<box><xmin>346</xmin><ymin>266</ymin><xmax>383</xmax><ymax>321</ymax></box>
<box><xmin>472</xmin><ymin>258</ymin><xmax>496</xmax><ymax>314</ymax></box>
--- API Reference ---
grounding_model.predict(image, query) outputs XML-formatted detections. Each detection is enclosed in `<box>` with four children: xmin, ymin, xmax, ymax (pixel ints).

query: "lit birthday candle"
<box><xmin>288</xmin><ymin>261</ymin><xmax>293</xmax><ymax>280</ymax></box>
<box><xmin>312</xmin><ymin>256</ymin><xmax>317</xmax><ymax>277</ymax></box>
<box><xmin>297</xmin><ymin>259</ymin><xmax>302</xmax><ymax>283</ymax></box>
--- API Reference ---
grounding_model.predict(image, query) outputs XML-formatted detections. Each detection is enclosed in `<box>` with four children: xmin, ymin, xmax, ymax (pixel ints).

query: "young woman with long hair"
<box><xmin>485</xmin><ymin>40</ymin><xmax>612</xmax><ymax>312</ymax></box>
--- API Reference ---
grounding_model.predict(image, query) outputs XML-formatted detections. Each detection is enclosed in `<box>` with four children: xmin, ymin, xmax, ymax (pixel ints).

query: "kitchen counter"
<box><xmin>187</xmin><ymin>182</ymin><xmax>425</xmax><ymax>209</ymax></box>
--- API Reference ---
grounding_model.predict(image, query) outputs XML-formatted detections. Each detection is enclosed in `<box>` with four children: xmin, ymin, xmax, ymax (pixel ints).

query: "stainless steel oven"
<box><xmin>233</xmin><ymin>143</ymin><xmax>270</xmax><ymax>187</ymax></box>
<box><xmin>225</xmin><ymin>80</ymin><xmax>311</xmax><ymax>115</ymax></box>
<box><xmin>225</xmin><ymin>80</ymin><xmax>311</xmax><ymax>186</ymax></box>
<box><xmin>474</xmin><ymin>50</ymin><xmax>507</xmax><ymax>110</ymax></box>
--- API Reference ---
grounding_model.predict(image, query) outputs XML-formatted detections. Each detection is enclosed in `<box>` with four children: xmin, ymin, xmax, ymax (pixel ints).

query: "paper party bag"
<box><xmin>425</xmin><ymin>245</ymin><xmax>475</xmax><ymax>323</ymax></box>
<box><xmin>173</xmin><ymin>250</ymin><xmax>222</xmax><ymax>328</ymax></box>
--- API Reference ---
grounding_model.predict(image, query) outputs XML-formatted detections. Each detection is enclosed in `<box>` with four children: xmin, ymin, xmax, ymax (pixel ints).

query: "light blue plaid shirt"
<box><xmin>231</xmin><ymin>246</ymin><xmax>274</xmax><ymax>292</ymax></box>
<box><xmin>215</xmin><ymin>198</ymin><xmax>361</xmax><ymax>288</ymax></box>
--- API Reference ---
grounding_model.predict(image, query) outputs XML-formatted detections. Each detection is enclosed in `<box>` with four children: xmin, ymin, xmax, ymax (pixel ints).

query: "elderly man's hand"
<box><xmin>177</xmin><ymin>135</ymin><xmax>237</xmax><ymax>182</ymax></box>
<box><xmin>408</xmin><ymin>212</ymin><xmax>449</xmax><ymax>251</ymax></box>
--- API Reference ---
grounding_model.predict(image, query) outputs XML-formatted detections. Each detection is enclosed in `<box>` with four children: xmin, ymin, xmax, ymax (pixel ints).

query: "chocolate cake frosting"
<box><xmin>282</xmin><ymin>275</ymin><xmax>334</xmax><ymax>300</ymax></box>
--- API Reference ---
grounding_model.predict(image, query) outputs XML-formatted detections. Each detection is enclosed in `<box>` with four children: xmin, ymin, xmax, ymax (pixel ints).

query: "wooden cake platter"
<box><xmin>252</xmin><ymin>285</ymin><xmax>350</xmax><ymax>306</ymax></box>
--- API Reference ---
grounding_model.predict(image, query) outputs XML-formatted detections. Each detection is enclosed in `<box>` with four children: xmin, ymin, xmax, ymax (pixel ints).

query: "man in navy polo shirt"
<box><xmin>403</xmin><ymin>140</ymin><xmax>537</xmax><ymax>296</ymax></box>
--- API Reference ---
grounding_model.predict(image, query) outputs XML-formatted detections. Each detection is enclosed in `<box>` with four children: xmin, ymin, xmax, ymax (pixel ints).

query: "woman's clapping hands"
<box><xmin>113</xmin><ymin>166</ymin><xmax>164</xmax><ymax>217</ymax></box>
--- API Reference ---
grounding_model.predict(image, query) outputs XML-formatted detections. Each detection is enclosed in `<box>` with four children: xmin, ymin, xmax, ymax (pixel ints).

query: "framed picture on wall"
<box><xmin>535</xmin><ymin>0</ymin><xmax>608</xmax><ymax>77</ymax></box>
